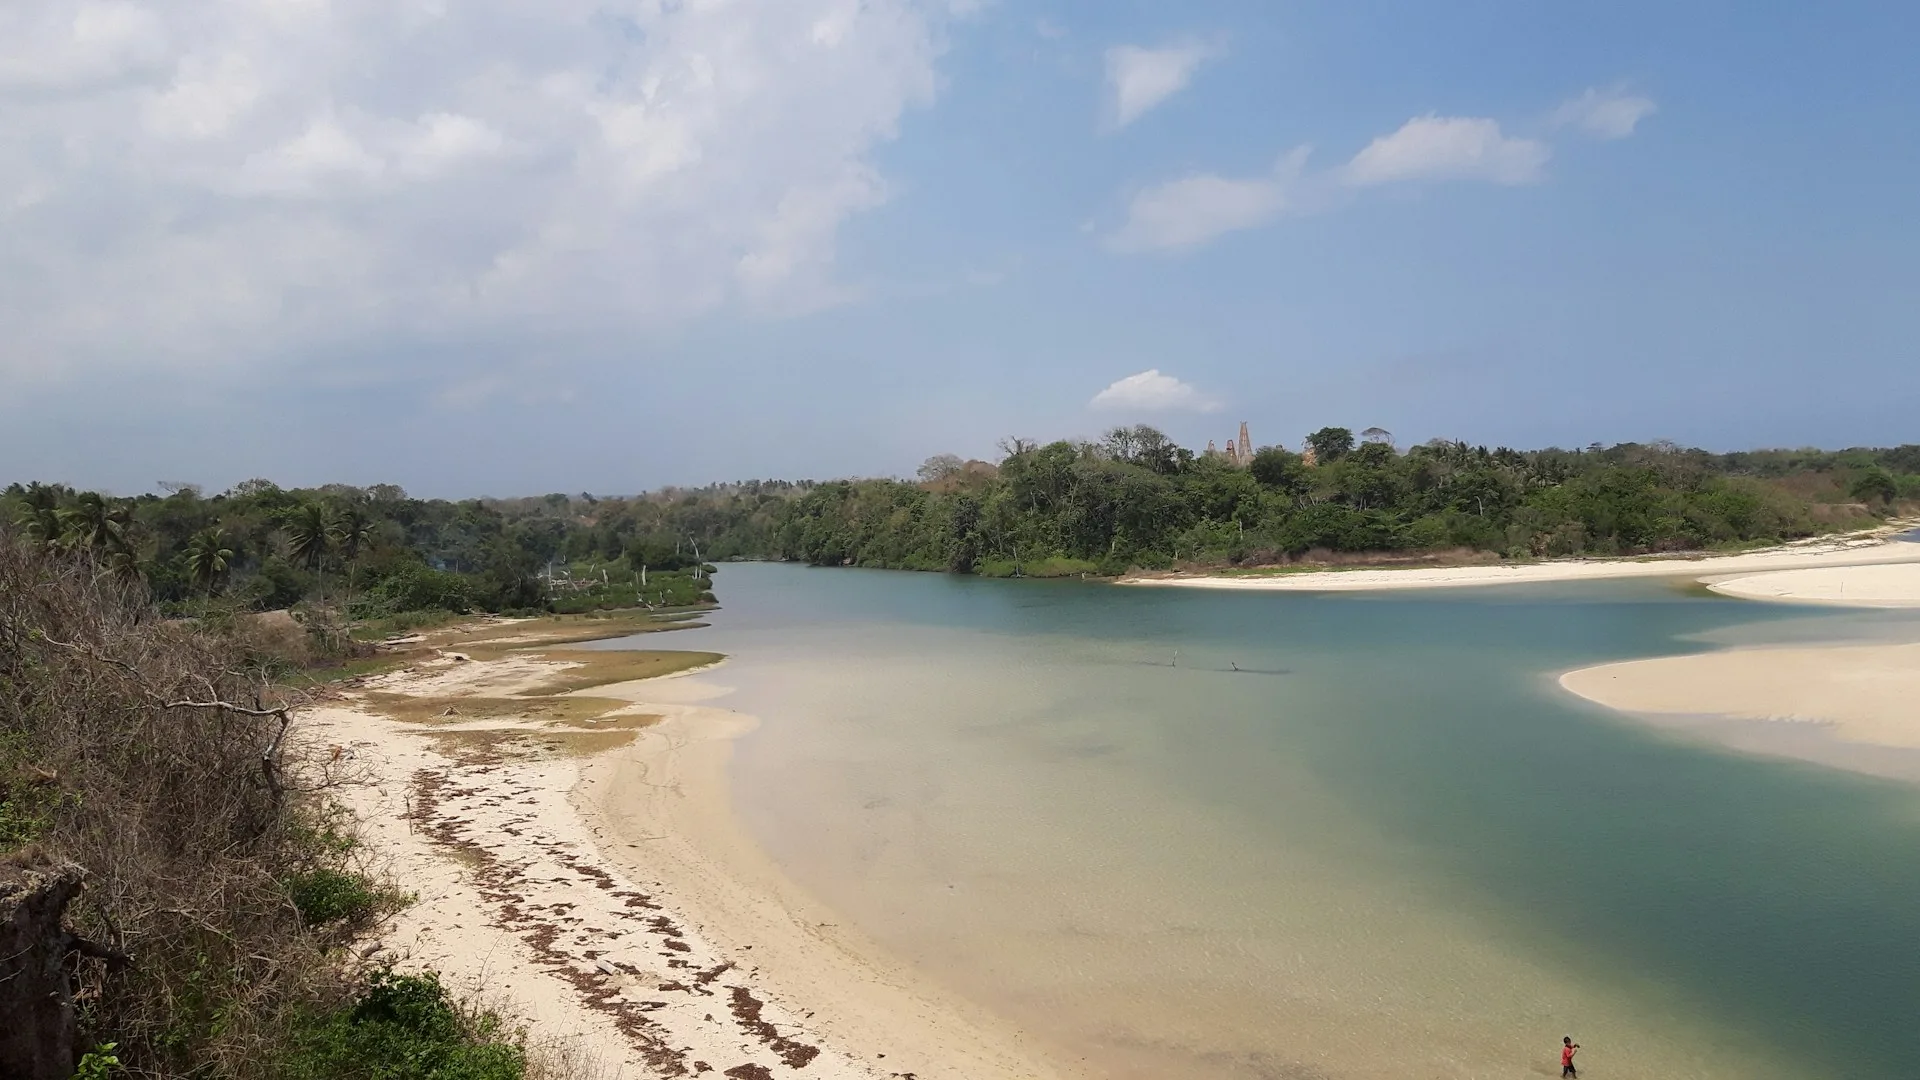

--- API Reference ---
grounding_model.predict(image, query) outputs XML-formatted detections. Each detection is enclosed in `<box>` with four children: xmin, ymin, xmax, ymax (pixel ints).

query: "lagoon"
<box><xmin>603</xmin><ymin>563</ymin><xmax>1920</xmax><ymax>1078</ymax></box>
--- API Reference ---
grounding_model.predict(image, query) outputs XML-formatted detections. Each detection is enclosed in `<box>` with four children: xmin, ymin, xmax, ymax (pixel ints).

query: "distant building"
<box><xmin>1207</xmin><ymin>422</ymin><xmax>1254</xmax><ymax>468</ymax></box>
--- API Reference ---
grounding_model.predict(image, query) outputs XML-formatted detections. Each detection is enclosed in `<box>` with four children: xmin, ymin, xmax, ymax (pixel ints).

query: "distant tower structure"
<box><xmin>1301</xmin><ymin>440</ymin><xmax>1318</xmax><ymax>467</ymax></box>
<box><xmin>1206</xmin><ymin>439</ymin><xmax>1219</xmax><ymax>458</ymax></box>
<box><xmin>1238</xmin><ymin>422</ymin><xmax>1252</xmax><ymax>463</ymax></box>
<box><xmin>1225</xmin><ymin>437</ymin><xmax>1239</xmax><ymax>467</ymax></box>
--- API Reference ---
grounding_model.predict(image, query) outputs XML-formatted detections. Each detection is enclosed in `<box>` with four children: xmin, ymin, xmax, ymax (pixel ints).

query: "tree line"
<box><xmin>9</xmin><ymin>433</ymin><xmax>1916</xmax><ymax>604</ymax></box>
<box><xmin>771</xmin><ymin>427</ymin><xmax>1920</xmax><ymax>576</ymax></box>
<box><xmin>0</xmin><ymin>479</ymin><xmax>795</xmax><ymax>620</ymax></box>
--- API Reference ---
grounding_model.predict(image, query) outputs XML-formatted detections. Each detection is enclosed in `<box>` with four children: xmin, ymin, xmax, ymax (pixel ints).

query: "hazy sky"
<box><xmin>3</xmin><ymin>1</ymin><xmax>1916</xmax><ymax>496</ymax></box>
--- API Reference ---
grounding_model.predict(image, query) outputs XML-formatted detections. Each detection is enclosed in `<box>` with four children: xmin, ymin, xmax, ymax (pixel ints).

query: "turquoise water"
<box><xmin>604</xmin><ymin>564</ymin><xmax>1920</xmax><ymax>1078</ymax></box>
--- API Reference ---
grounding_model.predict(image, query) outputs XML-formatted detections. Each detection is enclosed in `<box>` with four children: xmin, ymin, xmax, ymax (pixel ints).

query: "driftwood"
<box><xmin>0</xmin><ymin>857</ymin><xmax>131</xmax><ymax>1080</ymax></box>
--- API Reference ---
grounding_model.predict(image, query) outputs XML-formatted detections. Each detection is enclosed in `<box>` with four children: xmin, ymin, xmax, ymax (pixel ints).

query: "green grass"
<box><xmin>351</xmin><ymin>610</ymin><xmax>463</xmax><ymax>642</ymax></box>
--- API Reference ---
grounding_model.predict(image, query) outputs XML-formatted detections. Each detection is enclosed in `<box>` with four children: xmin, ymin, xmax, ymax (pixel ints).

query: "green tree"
<box><xmin>329</xmin><ymin>506</ymin><xmax>376</xmax><ymax>600</ymax></box>
<box><xmin>58</xmin><ymin>492</ymin><xmax>133</xmax><ymax>555</ymax></box>
<box><xmin>11</xmin><ymin>481</ymin><xmax>65</xmax><ymax>545</ymax></box>
<box><xmin>1850</xmin><ymin>467</ymin><xmax>1898</xmax><ymax>506</ymax></box>
<box><xmin>1306</xmin><ymin>427</ymin><xmax>1356</xmax><ymax>463</ymax></box>
<box><xmin>184</xmin><ymin>528</ymin><xmax>235</xmax><ymax>595</ymax></box>
<box><xmin>284</xmin><ymin>503</ymin><xmax>335</xmax><ymax>582</ymax></box>
<box><xmin>1249</xmin><ymin>447</ymin><xmax>1308</xmax><ymax>494</ymax></box>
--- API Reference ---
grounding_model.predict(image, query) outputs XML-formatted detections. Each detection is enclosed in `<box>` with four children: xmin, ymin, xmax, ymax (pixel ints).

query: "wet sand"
<box><xmin>318</xmin><ymin>643</ymin><xmax>1072</xmax><ymax>1080</ymax></box>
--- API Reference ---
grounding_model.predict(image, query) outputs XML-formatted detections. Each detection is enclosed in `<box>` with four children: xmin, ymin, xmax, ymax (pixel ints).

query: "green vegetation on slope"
<box><xmin>774</xmin><ymin>428</ymin><xmax>1920</xmax><ymax>575</ymax></box>
<box><xmin>0</xmin><ymin>533</ymin><xmax>533</xmax><ymax>1079</ymax></box>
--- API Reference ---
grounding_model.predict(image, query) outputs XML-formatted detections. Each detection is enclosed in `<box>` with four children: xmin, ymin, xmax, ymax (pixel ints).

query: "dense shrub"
<box><xmin>354</xmin><ymin>565</ymin><xmax>474</xmax><ymax>618</ymax></box>
<box><xmin>0</xmin><ymin>535</ymin><xmax>510</xmax><ymax>1079</ymax></box>
<box><xmin>280</xmin><ymin>971</ymin><xmax>525</xmax><ymax>1080</ymax></box>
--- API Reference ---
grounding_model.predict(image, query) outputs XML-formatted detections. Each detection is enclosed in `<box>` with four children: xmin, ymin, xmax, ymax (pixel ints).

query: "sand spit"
<box><xmin>316</xmin><ymin>646</ymin><xmax>1071</xmax><ymax>1080</ymax></box>
<box><xmin>1704</xmin><ymin>562</ymin><xmax>1920</xmax><ymax>607</ymax></box>
<box><xmin>1561</xmin><ymin>643</ymin><xmax>1920</xmax><ymax>749</ymax></box>
<box><xmin>1122</xmin><ymin>527</ymin><xmax>1920</xmax><ymax>594</ymax></box>
<box><xmin>1560</xmin><ymin>641</ymin><xmax>1920</xmax><ymax>782</ymax></box>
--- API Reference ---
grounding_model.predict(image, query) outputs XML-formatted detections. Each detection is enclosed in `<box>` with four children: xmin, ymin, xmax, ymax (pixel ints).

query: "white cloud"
<box><xmin>400</xmin><ymin>113</ymin><xmax>510</xmax><ymax>179</ymax></box>
<box><xmin>1089</xmin><ymin>369</ymin><xmax>1222</xmax><ymax>413</ymax></box>
<box><xmin>1108</xmin><ymin>147</ymin><xmax>1310</xmax><ymax>253</ymax></box>
<box><xmin>1105</xmin><ymin>41</ymin><xmax>1217</xmax><ymax>128</ymax></box>
<box><xmin>1553</xmin><ymin>86</ymin><xmax>1657</xmax><ymax>139</ymax></box>
<box><xmin>0</xmin><ymin>2</ymin><xmax>169</xmax><ymax>91</ymax></box>
<box><xmin>1110</xmin><ymin>109</ymin><xmax>1569</xmax><ymax>254</ymax></box>
<box><xmin>0</xmin><ymin>0</ymin><xmax>960</xmax><ymax>380</ymax></box>
<box><xmin>1344</xmin><ymin>115</ymin><xmax>1549</xmax><ymax>187</ymax></box>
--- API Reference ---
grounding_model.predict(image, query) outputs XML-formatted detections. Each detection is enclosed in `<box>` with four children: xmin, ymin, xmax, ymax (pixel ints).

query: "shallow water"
<box><xmin>601</xmin><ymin>564</ymin><xmax>1920</xmax><ymax>1078</ymax></box>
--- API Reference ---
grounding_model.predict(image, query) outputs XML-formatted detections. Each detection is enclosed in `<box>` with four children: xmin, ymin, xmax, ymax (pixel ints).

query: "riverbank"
<box><xmin>1121</xmin><ymin>523</ymin><xmax>1920</xmax><ymax>593</ymax></box>
<box><xmin>313</xmin><ymin>618</ymin><xmax>1070</xmax><ymax>1080</ymax></box>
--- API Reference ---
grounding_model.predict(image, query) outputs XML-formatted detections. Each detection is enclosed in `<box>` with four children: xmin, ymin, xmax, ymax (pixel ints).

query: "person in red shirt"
<box><xmin>1561</xmin><ymin>1035</ymin><xmax>1580</xmax><ymax>1077</ymax></box>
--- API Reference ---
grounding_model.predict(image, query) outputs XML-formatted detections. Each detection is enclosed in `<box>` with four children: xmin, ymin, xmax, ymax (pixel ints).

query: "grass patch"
<box><xmin>537</xmin><ymin>729</ymin><xmax>643</xmax><ymax>757</ymax></box>
<box><xmin>351</xmin><ymin>610</ymin><xmax>464</xmax><ymax>642</ymax></box>
<box><xmin>361</xmin><ymin>693</ymin><xmax>631</xmax><ymax>727</ymax></box>
<box><xmin>520</xmin><ymin>649</ymin><xmax>722</xmax><ymax>695</ymax></box>
<box><xmin>419</xmin><ymin>729</ymin><xmax>527</xmax><ymax>765</ymax></box>
<box><xmin>293</xmin><ymin>650</ymin><xmax>431</xmax><ymax>688</ymax></box>
<box><xmin>1211</xmin><ymin>564</ymin><xmax>1345</xmax><ymax>578</ymax></box>
<box><xmin>429</xmin><ymin>608</ymin><xmax>710</xmax><ymax>652</ymax></box>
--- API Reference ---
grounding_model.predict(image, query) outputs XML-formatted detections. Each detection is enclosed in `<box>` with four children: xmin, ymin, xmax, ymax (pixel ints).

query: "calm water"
<box><xmin>602</xmin><ymin>563</ymin><xmax>1920</xmax><ymax>1079</ymax></box>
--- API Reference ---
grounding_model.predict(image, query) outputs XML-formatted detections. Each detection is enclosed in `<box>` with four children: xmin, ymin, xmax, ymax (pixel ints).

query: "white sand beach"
<box><xmin>1123</xmin><ymin>528</ymin><xmax>1920</xmax><ymax>594</ymax></box>
<box><xmin>1704</xmin><ymin>562</ymin><xmax>1920</xmax><ymax>607</ymax></box>
<box><xmin>314</xmin><ymin>642</ymin><xmax>1073</xmax><ymax>1080</ymax></box>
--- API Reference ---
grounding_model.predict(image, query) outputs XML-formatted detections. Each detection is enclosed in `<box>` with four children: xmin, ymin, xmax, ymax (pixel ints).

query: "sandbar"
<box><xmin>1560</xmin><ymin>642</ymin><xmax>1920</xmax><ymax>780</ymax></box>
<box><xmin>1704</xmin><ymin>562</ymin><xmax>1920</xmax><ymax>607</ymax></box>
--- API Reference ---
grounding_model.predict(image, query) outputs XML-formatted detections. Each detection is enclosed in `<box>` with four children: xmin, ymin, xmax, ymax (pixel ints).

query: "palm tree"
<box><xmin>98</xmin><ymin>546</ymin><xmax>144</xmax><ymax>584</ymax></box>
<box><xmin>185</xmin><ymin>528</ymin><xmax>235</xmax><ymax>595</ymax></box>
<box><xmin>57</xmin><ymin>492</ymin><xmax>131</xmax><ymax>554</ymax></box>
<box><xmin>284</xmin><ymin>502</ymin><xmax>334</xmax><ymax>577</ymax></box>
<box><xmin>329</xmin><ymin>506</ymin><xmax>375</xmax><ymax>602</ymax></box>
<box><xmin>12</xmin><ymin>482</ymin><xmax>65</xmax><ymax>546</ymax></box>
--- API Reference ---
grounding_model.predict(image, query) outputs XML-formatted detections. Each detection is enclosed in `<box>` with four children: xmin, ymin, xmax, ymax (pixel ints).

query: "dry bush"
<box><xmin>0</xmin><ymin>532</ymin><xmax>364</xmax><ymax>1076</ymax></box>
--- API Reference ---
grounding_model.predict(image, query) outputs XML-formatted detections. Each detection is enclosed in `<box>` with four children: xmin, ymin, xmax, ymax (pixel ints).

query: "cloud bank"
<box><xmin>1089</xmin><ymin>369</ymin><xmax>1222</xmax><ymax>413</ymax></box>
<box><xmin>0</xmin><ymin>0</ymin><xmax>959</xmax><ymax>381</ymax></box>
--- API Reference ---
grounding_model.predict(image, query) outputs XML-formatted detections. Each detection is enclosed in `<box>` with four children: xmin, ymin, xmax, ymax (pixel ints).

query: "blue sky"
<box><xmin>2</xmin><ymin>0</ymin><xmax>1915</xmax><ymax>496</ymax></box>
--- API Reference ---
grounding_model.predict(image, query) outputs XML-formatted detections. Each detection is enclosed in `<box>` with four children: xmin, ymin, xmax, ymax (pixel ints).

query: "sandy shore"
<box><xmin>1559</xmin><ymin>642</ymin><xmax>1920</xmax><ymax>778</ymax></box>
<box><xmin>314</xmin><ymin>641</ymin><xmax>1073</xmax><ymax>1080</ymax></box>
<box><xmin>1704</xmin><ymin>562</ymin><xmax>1920</xmax><ymax>607</ymax></box>
<box><xmin>1557</xmin><ymin>546</ymin><xmax>1920</xmax><ymax>777</ymax></box>
<box><xmin>1122</xmin><ymin>528</ymin><xmax>1920</xmax><ymax>594</ymax></box>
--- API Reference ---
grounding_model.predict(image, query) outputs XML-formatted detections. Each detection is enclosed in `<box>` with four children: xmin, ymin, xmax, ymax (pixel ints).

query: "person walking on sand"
<box><xmin>1561</xmin><ymin>1035</ymin><xmax>1580</xmax><ymax>1077</ymax></box>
